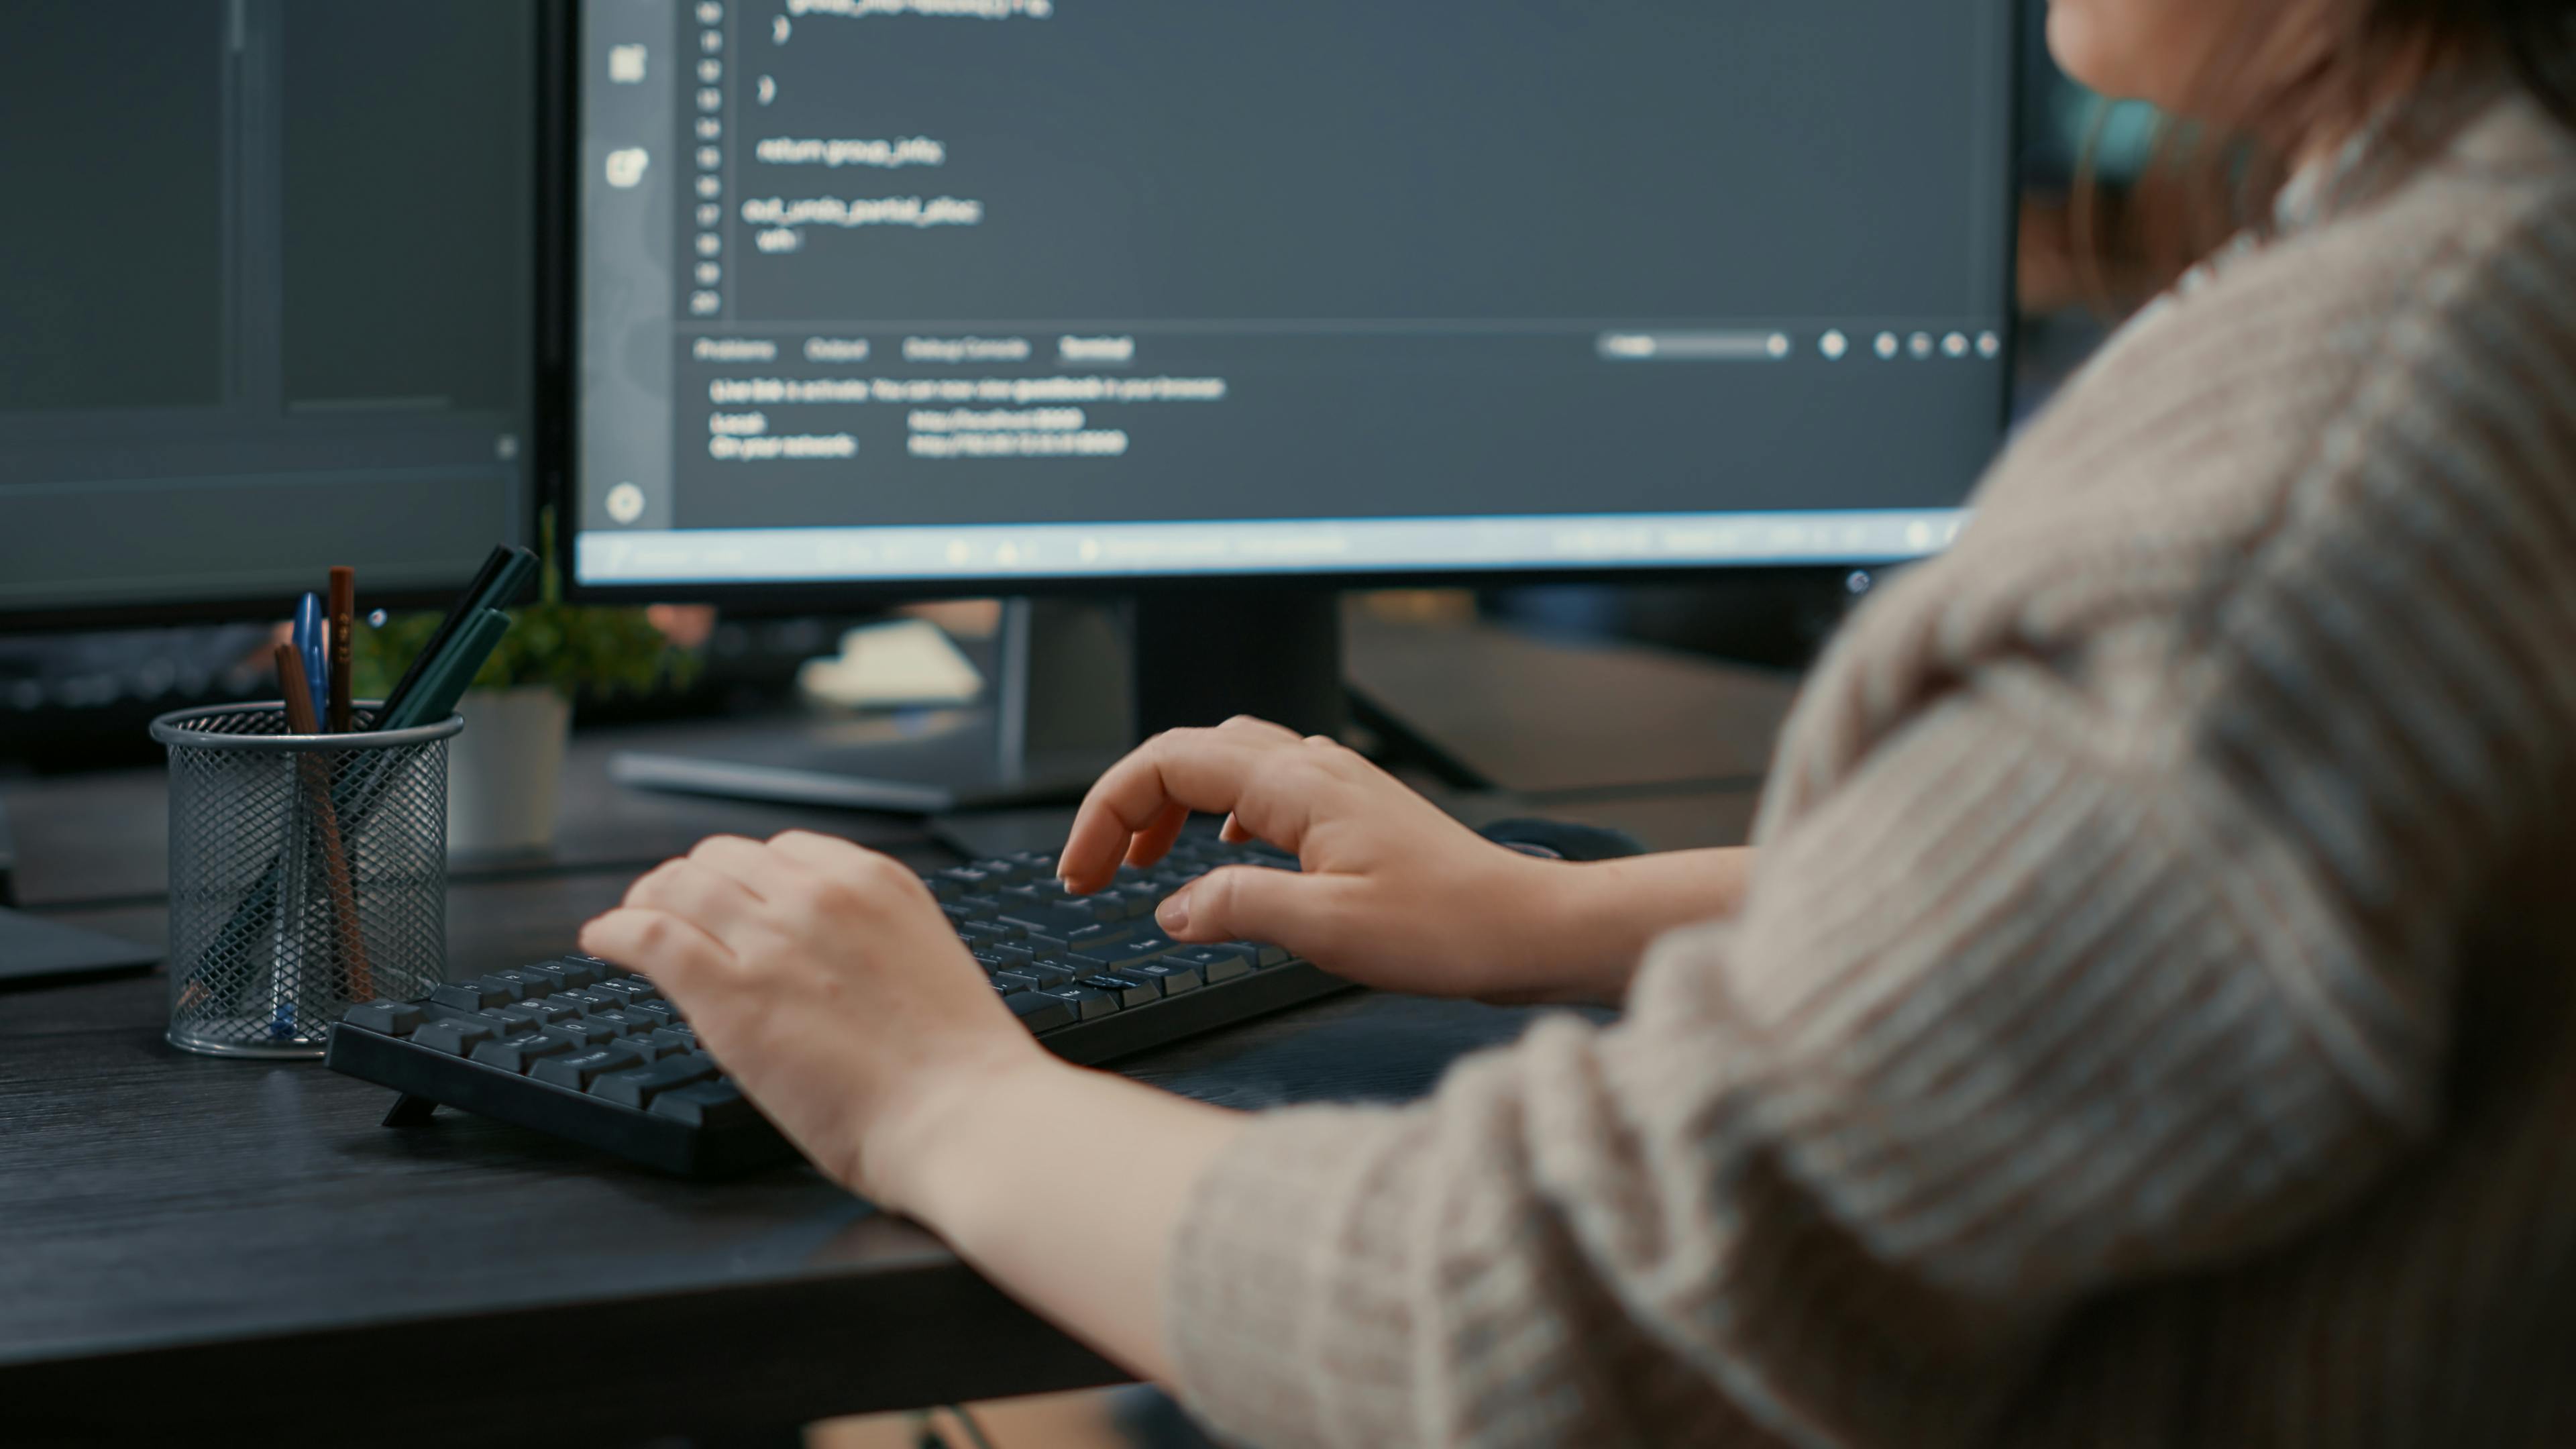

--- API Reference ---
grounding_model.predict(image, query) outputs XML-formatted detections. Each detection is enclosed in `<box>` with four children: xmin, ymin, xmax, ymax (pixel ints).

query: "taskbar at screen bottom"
<box><xmin>574</xmin><ymin>508</ymin><xmax>1969</xmax><ymax>587</ymax></box>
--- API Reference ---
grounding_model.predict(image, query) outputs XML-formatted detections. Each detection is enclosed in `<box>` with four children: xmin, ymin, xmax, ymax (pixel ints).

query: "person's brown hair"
<box><xmin>2068</xmin><ymin>1</ymin><xmax>2576</xmax><ymax>313</ymax></box>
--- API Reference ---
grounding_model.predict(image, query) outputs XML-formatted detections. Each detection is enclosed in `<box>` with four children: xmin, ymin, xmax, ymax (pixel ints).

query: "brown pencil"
<box><xmin>276</xmin><ymin>643</ymin><xmax>376</xmax><ymax>1002</ymax></box>
<box><xmin>327</xmin><ymin>566</ymin><xmax>355</xmax><ymax>733</ymax></box>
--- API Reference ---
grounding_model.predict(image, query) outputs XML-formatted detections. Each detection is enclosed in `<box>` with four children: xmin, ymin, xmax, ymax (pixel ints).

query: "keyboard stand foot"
<box><xmin>382</xmin><ymin>1093</ymin><xmax>439</xmax><ymax>1128</ymax></box>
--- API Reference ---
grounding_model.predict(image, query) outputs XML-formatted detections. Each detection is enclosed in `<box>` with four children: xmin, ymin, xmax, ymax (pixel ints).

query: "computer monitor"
<box><xmin>568</xmin><ymin>0</ymin><xmax>2017</xmax><ymax>801</ymax></box>
<box><xmin>0</xmin><ymin>2</ymin><xmax>545</xmax><ymax>629</ymax></box>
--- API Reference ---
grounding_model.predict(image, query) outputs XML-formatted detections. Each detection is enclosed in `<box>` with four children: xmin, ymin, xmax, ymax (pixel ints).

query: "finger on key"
<box><xmin>681</xmin><ymin>834</ymin><xmax>790</xmax><ymax>899</ymax></box>
<box><xmin>765</xmin><ymin>832</ymin><xmax>935</xmax><ymax>908</ymax></box>
<box><xmin>1124</xmin><ymin>802</ymin><xmax>1190</xmax><ymax>869</ymax></box>
<box><xmin>580</xmin><ymin>906</ymin><xmax>735</xmax><ymax>993</ymax></box>
<box><xmin>1061</xmin><ymin>729</ymin><xmax>1281</xmax><ymax>891</ymax></box>
<box><xmin>623</xmin><ymin>857</ymin><xmax>769</xmax><ymax>945</ymax></box>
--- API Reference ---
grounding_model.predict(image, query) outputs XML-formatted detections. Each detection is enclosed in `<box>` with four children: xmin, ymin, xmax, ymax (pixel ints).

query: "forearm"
<box><xmin>880</xmin><ymin>1055</ymin><xmax>1249</xmax><ymax>1384</ymax></box>
<box><xmin>1530</xmin><ymin>847</ymin><xmax>1753</xmax><ymax>1003</ymax></box>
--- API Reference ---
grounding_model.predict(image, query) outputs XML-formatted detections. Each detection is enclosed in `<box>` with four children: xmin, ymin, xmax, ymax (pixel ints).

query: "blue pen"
<box><xmin>292</xmin><ymin>593</ymin><xmax>328</xmax><ymax>729</ymax></box>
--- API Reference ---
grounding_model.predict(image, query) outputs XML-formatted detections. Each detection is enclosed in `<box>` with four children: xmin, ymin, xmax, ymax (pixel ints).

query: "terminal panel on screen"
<box><xmin>578</xmin><ymin>0</ymin><xmax>2016</xmax><ymax>587</ymax></box>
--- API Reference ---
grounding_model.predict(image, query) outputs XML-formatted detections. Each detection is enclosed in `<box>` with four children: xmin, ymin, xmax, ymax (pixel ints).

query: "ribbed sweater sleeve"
<box><xmin>1167</xmin><ymin>674</ymin><xmax>2435</xmax><ymax>1448</ymax></box>
<box><xmin>1160</xmin><ymin>89</ymin><xmax>2576</xmax><ymax>1449</ymax></box>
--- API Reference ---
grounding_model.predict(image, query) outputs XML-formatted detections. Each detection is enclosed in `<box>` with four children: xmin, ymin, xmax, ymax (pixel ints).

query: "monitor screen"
<box><xmin>574</xmin><ymin>0</ymin><xmax>2015</xmax><ymax>592</ymax></box>
<box><xmin>0</xmin><ymin>1</ymin><xmax>536</xmax><ymax>625</ymax></box>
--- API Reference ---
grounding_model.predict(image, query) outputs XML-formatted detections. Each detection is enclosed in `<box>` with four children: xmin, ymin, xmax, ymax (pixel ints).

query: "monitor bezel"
<box><xmin>549</xmin><ymin>0</ymin><xmax>2026</xmax><ymax>612</ymax></box>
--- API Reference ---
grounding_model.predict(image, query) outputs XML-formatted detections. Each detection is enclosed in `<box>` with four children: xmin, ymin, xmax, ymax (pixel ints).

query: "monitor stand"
<box><xmin>609</xmin><ymin>587</ymin><xmax>1487</xmax><ymax>816</ymax></box>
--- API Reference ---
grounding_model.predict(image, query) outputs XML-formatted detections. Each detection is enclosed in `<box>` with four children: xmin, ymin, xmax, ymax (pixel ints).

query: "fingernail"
<box><xmin>1157</xmin><ymin>892</ymin><xmax>1191</xmax><ymax>933</ymax></box>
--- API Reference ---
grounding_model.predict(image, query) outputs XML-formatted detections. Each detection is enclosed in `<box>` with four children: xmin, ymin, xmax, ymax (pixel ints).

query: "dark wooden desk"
<box><xmin>0</xmin><ymin>619</ymin><xmax>1791</xmax><ymax>1446</ymax></box>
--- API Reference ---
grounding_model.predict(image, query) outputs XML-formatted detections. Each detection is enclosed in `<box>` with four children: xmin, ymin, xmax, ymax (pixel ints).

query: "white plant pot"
<box><xmin>446</xmin><ymin>685</ymin><xmax>572</xmax><ymax>856</ymax></box>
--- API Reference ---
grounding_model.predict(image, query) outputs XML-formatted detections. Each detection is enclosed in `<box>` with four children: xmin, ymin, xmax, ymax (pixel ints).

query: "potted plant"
<box><xmin>354</xmin><ymin>512</ymin><xmax>696</xmax><ymax>855</ymax></box>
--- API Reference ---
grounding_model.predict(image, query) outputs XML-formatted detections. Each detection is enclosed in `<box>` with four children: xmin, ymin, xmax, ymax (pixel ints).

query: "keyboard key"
<box><xmin>1075</xmin><ymin>935</ymin><xmax>1179</xmax><ymax>970</ymax></box>
<box><xmin>1125</xmin><ymin>961</ymin><xmax>1202</xmax><ymax>996</ymax></box>
<box><xmin>1036</xmin><ymin>895</ymin><xmax>1124</xmax><ymax>927</ymax></box>
<box><xmin>341</xmin><ymin>1000</ymin><xmax>423</xmax><ymax>1036</ymax></box>
<box><xmin>1079</xmin><ymin>974</ymin><xmax>1159</xmax><ymax>1008</ymax></box>
<box><xmin>1234</xmin><ymin>942</ymin><xmax>1291</xmax><ymax>967</ymax></box>
<box><xmin>531</xmin><ymin>1000</ymin><xmax>581</xmax><ymax>1024</ymax></box>
<box><xmin>1108</xmin><ymin>884</ymin><xmax>1167</xmax><ymax>920</ymax></box>
<box><xmin>954</xmin><ymin>893</ymin><xmax>1007</xmax><ymax>918</ymax></box>
<box><xmin>595</xmin><ymin>978</ymin><xmax>662</xmax><ymax>1008</ymax></box>
<box><xmin>591</xmin><ymin>1055</ymin><xmax>719</xmax><ymax>1109</ymax></box>
<box><xmin>540</xmin><ymin>1020</ymin><xmax>612</xmax><ymax>1050</ymax></box>
<box><xmin>625</xmin><ymin>1000</ymin><xmax>682</xmax><ymax>1030</ymax></box>
<box><xmin>992</xmin><ymin>970</ymin><xmax>1048</xmax><ymax>994</ymax></box>
<box><xmin>562</xmin><ymin>988</ymin><xmax>622</xmax><ymax>1016</ymax></box>
<box><xmin>606</xmin><ymin>1037</ymin><xmax>675</xmax><ymax>1069</ymax></box>
<box><xmin>934</xmin><ymin>866</ymin><xmax>999</xmax><ymax>894</ymax></box>
<box><xmin>495</xmin><ymin>1002</ymin><xmax>565</xmax><ymax>1030</ymax></box>
<box><xmin>588</xmin><ymin>1010</ymin><xmax>647</xmax><ymax>1037</ymax></box>
<box><xmin>443</xmin><ymin>1006</ymin><xmax>537</xmax><ymax>1037</ymax></box>
<box><xmin>649</xmin><ymin>1079</ymin><xmax>761</xmax><ymax>1128</ymax></box>
<box><xmin>512</xmin><ymin>961</ymin><xmax>576</xmax><ymax>992</ymax></box>
<box><xmin>996</xmin><ymin>883</ymin><xmax>1064</xmax><ymax>911</ymax></box>
<box><xmin>1060</xmin><ymin>924</ymin><xmax>1134</xmax><ymax>953</ymax></box>
<box><xmin>470</xmin><ymin>971</ymin><xmax>536</xmax><ymax>1004</ymax></box>
<box><xmin>993</xmin><ymin>916</ymin><xmax>1123</xmax><ymax>953</ymax></box>
<box><xmin>960</xmin><ymin>921</ymin><xmax>1024</xmax><ymax>949</ymax></box>
<box><xmin>1006</xmin><ymin>992</ymin><xmax>1077</xmax><ymax>1033</ymax></box>
<box><xmin>647</xmin><ymin>1026</ymin><xmax>699</xmax><ymax>1053</ymax></box>
<box><xmin>489</xmin><ymin>968</ymin><xmax>555</xmax><ymax>1000</ymax></box>
<box><xmin>472</xmin><ymin>1032</ymin><xmax>575</xmax><ymax>1073</ymax></box>
<box><xmin>1039</xmin><ymin>986</ymin><xmax>1119</xmax><ymax>1022</ymax></box>
<box><xmin>555</xmin><ymin>953</ymin><xmax>618</xmax><ymax>985</ymax></box>
<box><xmin>411</xmin><ymin>1016</ymin><xmax>500</xmax><ymax>1057</ymax></box>
<box><xmin>428</xmin><ymin>980</ymin><xmax>511</xmax><ymax>1013</ymax></box>
<box><xmin>1014</xmin><ymin>959</ymin><xmax>1081</xmax><ymax>989</ymax></box>
<box><xmin>971</xmin><ymin>857</ymin><xmax>1038</xmax><ymax>886</ymax></box>
<box><xmin>1167</xmin><ymin>946</ymin><xmax>1254</xmax><ymax>983</ymax></box>
<box><xmin>532</xmin><ymin>1049</ymin><xmax>628</xmax><ymax>1091</ymax></box>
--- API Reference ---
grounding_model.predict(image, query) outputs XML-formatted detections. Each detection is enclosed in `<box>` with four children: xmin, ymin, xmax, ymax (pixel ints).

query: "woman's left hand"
<box><xmin>579</xmin><ymin>830</ymin><xmax>1055</xmax><ymax>1206</ymax></box>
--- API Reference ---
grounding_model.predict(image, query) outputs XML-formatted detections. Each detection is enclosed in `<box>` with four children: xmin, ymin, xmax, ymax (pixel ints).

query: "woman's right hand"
<box><xmin>1059</xmin><ymin>716</ymin><xmax>1616</xmax><ymax>1003</ymax></box>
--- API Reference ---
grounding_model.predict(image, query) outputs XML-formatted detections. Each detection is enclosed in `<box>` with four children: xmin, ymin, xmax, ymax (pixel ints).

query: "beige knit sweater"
<box><xmin>1164</xmin><ymin>82</ymin><xmax>2576</xmax><ymax>1448</ymax></box>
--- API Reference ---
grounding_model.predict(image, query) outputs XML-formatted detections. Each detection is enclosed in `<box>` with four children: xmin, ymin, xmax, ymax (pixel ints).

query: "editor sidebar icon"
<box><xmin>605</xmin><ymin>482</ymin><xmax>647</xmax><ymax>525</ymax></box>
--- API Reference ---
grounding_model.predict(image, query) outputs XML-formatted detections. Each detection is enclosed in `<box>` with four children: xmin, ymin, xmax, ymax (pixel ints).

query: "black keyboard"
<box><xmin>324</xmin><ymin>838</ymin><xmax>1349</xmax><ymax>1177</ymax></box>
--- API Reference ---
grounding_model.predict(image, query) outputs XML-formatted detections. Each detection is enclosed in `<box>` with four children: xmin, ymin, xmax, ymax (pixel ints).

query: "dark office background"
<box><xmin>1</xmin><ymin>0</ymin><xmax>2137</xmax><ymax>765</ymax></box>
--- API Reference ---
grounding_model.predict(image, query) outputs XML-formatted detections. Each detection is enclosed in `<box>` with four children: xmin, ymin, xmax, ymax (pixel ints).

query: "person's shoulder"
<box><xmin>2286</xmin><ymin>88</ymin><xmax>2576</xmax><ymax>379</ymax></box>
<box><xmin>1776</xmin><ymin>92</ymin><xmax>2576</xmax><ymax>792</ymax></box>
<box><xmin>1973</xmin><ymin>91</ymin><xmax>2576</xmax><ymax>549</ymax></box>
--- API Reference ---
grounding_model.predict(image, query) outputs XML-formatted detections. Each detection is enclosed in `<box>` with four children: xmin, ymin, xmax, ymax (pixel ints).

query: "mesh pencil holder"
<box><xmin>150</xmin><ymin>702</ymin><xmax>462</xmax><ymax>1059</ymax></box>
